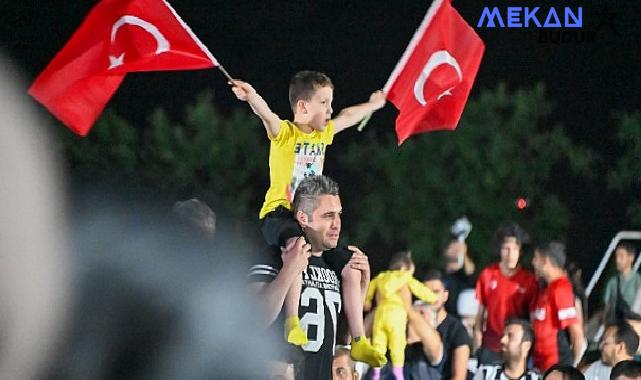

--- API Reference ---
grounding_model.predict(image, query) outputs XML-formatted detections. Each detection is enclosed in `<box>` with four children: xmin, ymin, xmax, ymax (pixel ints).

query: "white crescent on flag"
<box><xmin>413</xmin><ymin>50</ymin><xmax>463</xmax><ymax>106</ymax></box>
<box><xmin>109</xmin><ymin>15</ymin><xmax>171</xmax><ymax>69</ymax></box>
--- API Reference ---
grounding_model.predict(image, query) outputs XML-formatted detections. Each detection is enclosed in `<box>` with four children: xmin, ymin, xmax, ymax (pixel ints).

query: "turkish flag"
<box><xmin>385</xmin><ymin>0</ymin><xmax>484</xmax><ymax>145</ymax></box>
<box><xmin>29</xmin><ymin>0</ymin><xmax>218</xmax><ymax>136</ymax></box>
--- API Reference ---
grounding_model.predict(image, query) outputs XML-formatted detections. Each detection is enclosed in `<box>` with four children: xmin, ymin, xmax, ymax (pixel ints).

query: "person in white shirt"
<box><xmin>583</xmin><ymin>322</ymin><xmax>638</xmax><ymax>380</ymax></box>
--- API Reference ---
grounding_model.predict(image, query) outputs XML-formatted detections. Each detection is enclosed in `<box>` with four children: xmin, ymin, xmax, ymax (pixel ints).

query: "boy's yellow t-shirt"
<box><xmin>259</xmin><ymin>120</ymin><xmax>335</xmax><ymax>219</ymax></box>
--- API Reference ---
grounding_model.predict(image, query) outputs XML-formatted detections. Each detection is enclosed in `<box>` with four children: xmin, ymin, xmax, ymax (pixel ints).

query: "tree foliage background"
<box><xmin>57</xmin><ymin>86</ymin><xmax>638</xmax><ymax>275</ymax></box>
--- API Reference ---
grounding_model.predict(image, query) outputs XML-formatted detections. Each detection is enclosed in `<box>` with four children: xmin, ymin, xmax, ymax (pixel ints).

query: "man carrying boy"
<box><xmin>234</xmin><ymin>71</ymin><xmax>386</xmax><ymax>368</ymax></box>
<box><xmin>248</xmin><ymin>175</ymin><xmax>379</xmax><ymax>378</ymax></box>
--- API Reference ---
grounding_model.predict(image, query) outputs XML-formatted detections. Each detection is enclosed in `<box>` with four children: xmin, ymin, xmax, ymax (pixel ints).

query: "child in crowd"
<box><xmin>231</xmin><ymin>70</ymin><xmax>386</xmax><ymax>367</ymax></box>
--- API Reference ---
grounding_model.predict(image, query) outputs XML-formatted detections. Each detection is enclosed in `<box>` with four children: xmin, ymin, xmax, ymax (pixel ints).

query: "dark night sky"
<box><xmin>2</xmin><ymin>0</ymin><xmax>641</xmax><ymax>279</ymax></box>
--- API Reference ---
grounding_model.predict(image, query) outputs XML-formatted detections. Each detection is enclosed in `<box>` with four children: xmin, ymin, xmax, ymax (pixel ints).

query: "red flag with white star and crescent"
<box><xmin>384</xmin><ymin>0</ymin><xmax>485</xmax><ymax>145</ymax></box>
<box><xmin>29</xmin><ymin>0</ymin><xmax>218</xmax><ymax>136</ymax></box>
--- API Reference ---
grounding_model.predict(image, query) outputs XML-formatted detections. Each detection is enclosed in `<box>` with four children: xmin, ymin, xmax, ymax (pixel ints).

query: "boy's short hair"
<box><xmin>288</xmin><ymin>70</ymin><xmax>334</xmax><ymax>112</ymax></box>
<box><xmin>493</xmin><ymin>223</ymin><xmax>528</xmax><ymax>253</ymax></box>
<box><xmin>389</xmin><ymin>251</ymin><xmax>414</xmax><ymax>270</ymax></box>
<box><xmin>616</xmin><ymin>242</ymin><xmax>637</xmax><ymax>257</ymax></box>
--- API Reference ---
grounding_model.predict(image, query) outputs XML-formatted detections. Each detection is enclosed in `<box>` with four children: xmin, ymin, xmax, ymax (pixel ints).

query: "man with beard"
<box><xmin>474</xmin><ymin>318</ymin><xmax>540</xmax><ymax>380</ymax></box>
<box><xmin>474</xmin><ymin>224</ymin><xmax>538</xmax><ymax>365</ymax></box>
<box><xmin>530</xmin><ymin>241</ymin><xmax>586</xmax><ymax>372</ymax></box>
<box><xmin>583</xmin><ymin>322</ymin><xmax>638</xmax><ymax>380</ymax></box>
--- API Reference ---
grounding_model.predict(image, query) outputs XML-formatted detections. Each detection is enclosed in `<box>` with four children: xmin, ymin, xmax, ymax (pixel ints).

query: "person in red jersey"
<box><xmin>530</xmin><ymin>241</ymin><xmax>586</xmax><ymax>373</ymax></box>
<box><xmin>474</xmin><ymin>223</ymin><xmax>538</xmax><ymax>366</ymax></box>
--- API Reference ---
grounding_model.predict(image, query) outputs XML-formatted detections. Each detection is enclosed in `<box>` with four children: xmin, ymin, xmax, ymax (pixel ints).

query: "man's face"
<box><xmin>615</xmin><ymin>248</ymin><xmax>635</xmax><ymax>274</ymax></box>
<box><xmin>301</xmin><ymin>194</ymin><xmax>341</xmax><ymax>251</ymax></box>
<box><xmin>600</xmin><ymin>327</ymin><xmax>619</xmax><ymax>365</ymax></box>
<box><xmin>332</xmin><ymin>353</ymin><xmax>356</xmax><ymax>380</ymax></box>
<box><xmin>531</xmin><ymin>250</ymin><xmax>547</xmax><ymax>278</ymax></box>
<box><xmin>305</xmin><ymin>86</ymin><xmax>334</xmax><ymax>131</ymax></box>
<box><xmin>499</xmin><ymin>237</ymin><xmax>521</xmax><ymax>270</ymax></box>
<box><xmin>424</xmin><ymin>279</ymin><xmax>448</xmax><ymax>311</ymax></box>
<box><xmin>443</xmin><ymin>241</ymin><xmax>465</xmax><ymax>272</ymax></box>
<box><xmin>500</xmin><ymin>323</ymin><xmax>528</xmax><ymax>362</ymax></box>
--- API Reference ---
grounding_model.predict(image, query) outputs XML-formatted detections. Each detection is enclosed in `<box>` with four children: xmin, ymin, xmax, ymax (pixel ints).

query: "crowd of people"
<box><xmin>5</xmin><ymin>55</ymin><xmax>641</xmax><ymax>380</ymax></box>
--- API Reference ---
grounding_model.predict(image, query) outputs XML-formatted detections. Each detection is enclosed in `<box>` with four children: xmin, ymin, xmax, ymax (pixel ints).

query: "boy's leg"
<box><xmin>342</xmin><ymin>266</ymin><xmax>386</xmax><ymax>367</ymax></box>
<box><xmin>284</xmin><ymin>272</ymin><xmax>307</xmax><ymax>346</ymax></box>
<box><xmin>324</xmin><ymin>247</ymin><xmax>387</xmax><ymax>367</ymax></box>
<box><xmin>261</xmin><ymin>207</ymin><xmax>302</xmax><ymax>248</ymax></box>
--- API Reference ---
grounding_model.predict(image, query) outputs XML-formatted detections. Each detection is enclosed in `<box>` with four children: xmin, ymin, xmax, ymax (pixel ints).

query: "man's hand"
<box><xmin>281</xmin><ymin>236</ymin><xmax>311</xmax><ymax>273</ymax></box>
<box><xmin>230</xmin><ymin>79</ymin><xmax>257</xmax><ymax>102</ymax></box>
<box><xmin>347</xmin><ymin>245</ymin><xmax>370</xmax><ymax>285</ymax></box>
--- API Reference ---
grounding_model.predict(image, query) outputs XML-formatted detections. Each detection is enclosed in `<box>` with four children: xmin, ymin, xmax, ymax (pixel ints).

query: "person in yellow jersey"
<box><xmin>365</xmin><ymin>251</ymin><xmax>437</xmax><ymax>380</ymax></box>
<box><xmin>232</xmin><ymin>71</ymin><xmax>387</xmax><ymax>369</ymax></box>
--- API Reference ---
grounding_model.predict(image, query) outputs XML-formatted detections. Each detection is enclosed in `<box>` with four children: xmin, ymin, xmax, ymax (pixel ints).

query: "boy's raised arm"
<box><xmin>332</xmin><ymin>90</ymin><xmax>386</xmax><ymax>134</ymax></box>
<box><xmin>231</xmin><ymin>80</ymin><xmax>281</xmax><ymax>138</ymax></box>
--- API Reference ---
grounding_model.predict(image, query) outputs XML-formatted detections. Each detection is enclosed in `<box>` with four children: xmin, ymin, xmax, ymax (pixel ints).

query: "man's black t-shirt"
<box><xmin>405</xmin><ymin>314</ymin><xmax>471</xmax><ymax>379</ymax></box>
<box><xmin>249</xmin><ymin>249</ymin><xmax>342</xmax><ymax>379</ymax></box>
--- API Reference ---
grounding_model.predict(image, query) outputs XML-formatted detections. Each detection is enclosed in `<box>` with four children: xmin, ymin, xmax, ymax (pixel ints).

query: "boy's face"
<box><xmin>302</xmin><ymin>85</ymin><xmax>333</xmax><ymax>131</ymax></box>
<box><xmin>499</xmin><ymin>237</ymin><xmax>521</xmax><ymax>270</ymax></box>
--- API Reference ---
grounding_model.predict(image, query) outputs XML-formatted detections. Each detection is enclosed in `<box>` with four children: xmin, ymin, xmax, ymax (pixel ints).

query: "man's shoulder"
<box><xmin>247</xmin><ymin>246</ymin><xmax>283</xmax><ymax>282</ymax></box>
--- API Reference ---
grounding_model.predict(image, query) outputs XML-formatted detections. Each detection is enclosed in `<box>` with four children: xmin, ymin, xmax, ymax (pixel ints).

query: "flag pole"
<box><xmin>217</xmin><ymin>65</ymin><xmax>235</xmax><ymax>83</ymax></box>
<box><xmin>357</xmin><ymin>0</ymin><xmax>443</xmax><ymax>132</ymax></box>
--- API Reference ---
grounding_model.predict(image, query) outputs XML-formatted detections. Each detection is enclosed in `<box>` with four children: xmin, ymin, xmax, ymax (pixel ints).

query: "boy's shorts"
<box><xmin>261</xmin><ymin>206</ymin><xmax>353</xmax><ymax>274</ymax></box>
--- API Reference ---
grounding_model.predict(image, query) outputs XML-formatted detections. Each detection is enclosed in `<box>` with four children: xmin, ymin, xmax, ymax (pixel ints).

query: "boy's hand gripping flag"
<box><xmin>384</xmin><ymin>0</ymin><xmax>485</xmax><ymax>145</ymax></box>
<box><xmin>28</xmin><ymin>0</ymin><xmax>220</xmax><ymax>136</ymax></box>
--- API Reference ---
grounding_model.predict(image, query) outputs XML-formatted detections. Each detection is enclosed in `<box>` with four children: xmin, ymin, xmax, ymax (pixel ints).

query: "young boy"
<box><xmin>364</xmin><ymin>251</ymin><xmax>437</xmax><ymax>380</ymax></box>
<box><xmin>231</xmin><ymin>71</ymin><xmax>386</xmax><ymax>367</ymax></box>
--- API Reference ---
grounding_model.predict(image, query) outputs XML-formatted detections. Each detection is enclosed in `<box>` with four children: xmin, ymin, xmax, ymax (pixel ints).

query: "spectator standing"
<box><xmin>583</xmin><ymin>322</ymin><xmax>638</xmax><ymax>380</ymax></box>
<box><xmin>604</xmin><ymin>243</ymin><xmax>641</xmax><ymax>324</ymax></box>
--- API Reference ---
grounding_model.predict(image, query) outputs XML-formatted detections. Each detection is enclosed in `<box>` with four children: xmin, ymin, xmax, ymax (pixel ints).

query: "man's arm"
<box><xmin>451</xmin><ymin>345</ymin><xmax>471</xmax><ymax>380</ymax></box>
<box><xmin>567</xmin><ymin>322</ymin><xmax>586</xmax><ymax>366</ymax></box>
<box><xmin>346</xmin><ymin>246</ymin><xmax>371</xmax><ymax>302</ymax></box>
<box><xmin>406</xmin><ymin>306</ymin><xmax>443</xmax><ymax>365</ymax></box>
<box><xmin>473</xmin><ymin>305</ymin><xmax>486</xmax><ymax>352</ymax></box>
<box><xmin>332</xmin><ymin>90</ymin><xmax>386</xmax><ymax>134</ymax></box>
<box><xmin>247</xmin><ymin>237</ymin><xmax>310</xmax><ymax>325</ymax></box>
<box><xmin>230</xmin><ymin>80</ymin><xmax>281</xmax><ymax>137</ymax></box>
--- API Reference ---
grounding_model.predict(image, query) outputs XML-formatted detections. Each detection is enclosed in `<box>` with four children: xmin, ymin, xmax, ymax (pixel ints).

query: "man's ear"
<box><xmin>296</xmin><ymin>210</ymin><xmax>309</xmax><ymax>227</ymax></box>
<box><xmin>521</xmin><ymin>340</ymin><xmax>532</xmax><ymax>353</ymax></box>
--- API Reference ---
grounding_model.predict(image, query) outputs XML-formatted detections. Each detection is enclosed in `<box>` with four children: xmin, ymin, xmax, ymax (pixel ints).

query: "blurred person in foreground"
<box><xmin>0</xmin><ymin>54</ymin><xmax>69</xmax><ymax>380</ymax></box>
<box><xmin>474</xmin><ymin>318</ymin><xmax>540</xmax><ymax>380</ymax></box>
<box><xmin>46</xmin><ymin>192</ymin><xmax>275</xmax><ymax>380</ymax></box>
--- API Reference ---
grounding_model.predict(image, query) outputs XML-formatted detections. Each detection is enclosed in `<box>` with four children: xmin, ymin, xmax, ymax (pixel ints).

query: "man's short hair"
<box><xmin>616</xmin><ymin>242</ymin><xmax>637</xmax><ymax>257</ymax></box>
<box><xmin>333</xmin><ymin>347</ymin><xmax>356</xmax><ymax>373</ymax></box>
<box><xmin>390</xmin><ymin>251</ymin><xmax>414</xmax><ymax>270</ymax></box>
<box><xmin>606</xmin><ymin>322</ymin><xmax>640</xmax><ymax>357</ymax></box>
<box><xmin>505</xmin><ymin>317</ymin><xmax>534</xmax><ymax>343</ymax></box>
<box><xmin>611</xmin><ymin>360</ymin><xmax>641</xmax><ymax>380</ymax></box>
<box><xmin>494</xmin><ymin>223</ymin><xmax>528</xmax><ymax>253</ymax></box>
<box><xmin>420</xmin><ymin>269</ymin><xmax>444</xmax><ymax>285</ymax></box>
<box><xmin>172</xmin><ymin>198</ymin><xmax>216</xmax><ymax>236</ymax></box>
<box><xmin>543</xmin><ymin>364</ymin><xmax>585</xmax><ymax>380</ymax></box>
<box><xmin>535</xmin><ymin>240</ymin><xmax>566</xmax><ymax>269</ymax></box>
<box><xmin>288</xmin><ymin>70</ymin><xmax>334</xmax><ymax>112</ymax></box>
<box><xmin>293</xmin><ymin>175</ymin><xmax>339</xmax><ymax>219</ymax></box>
